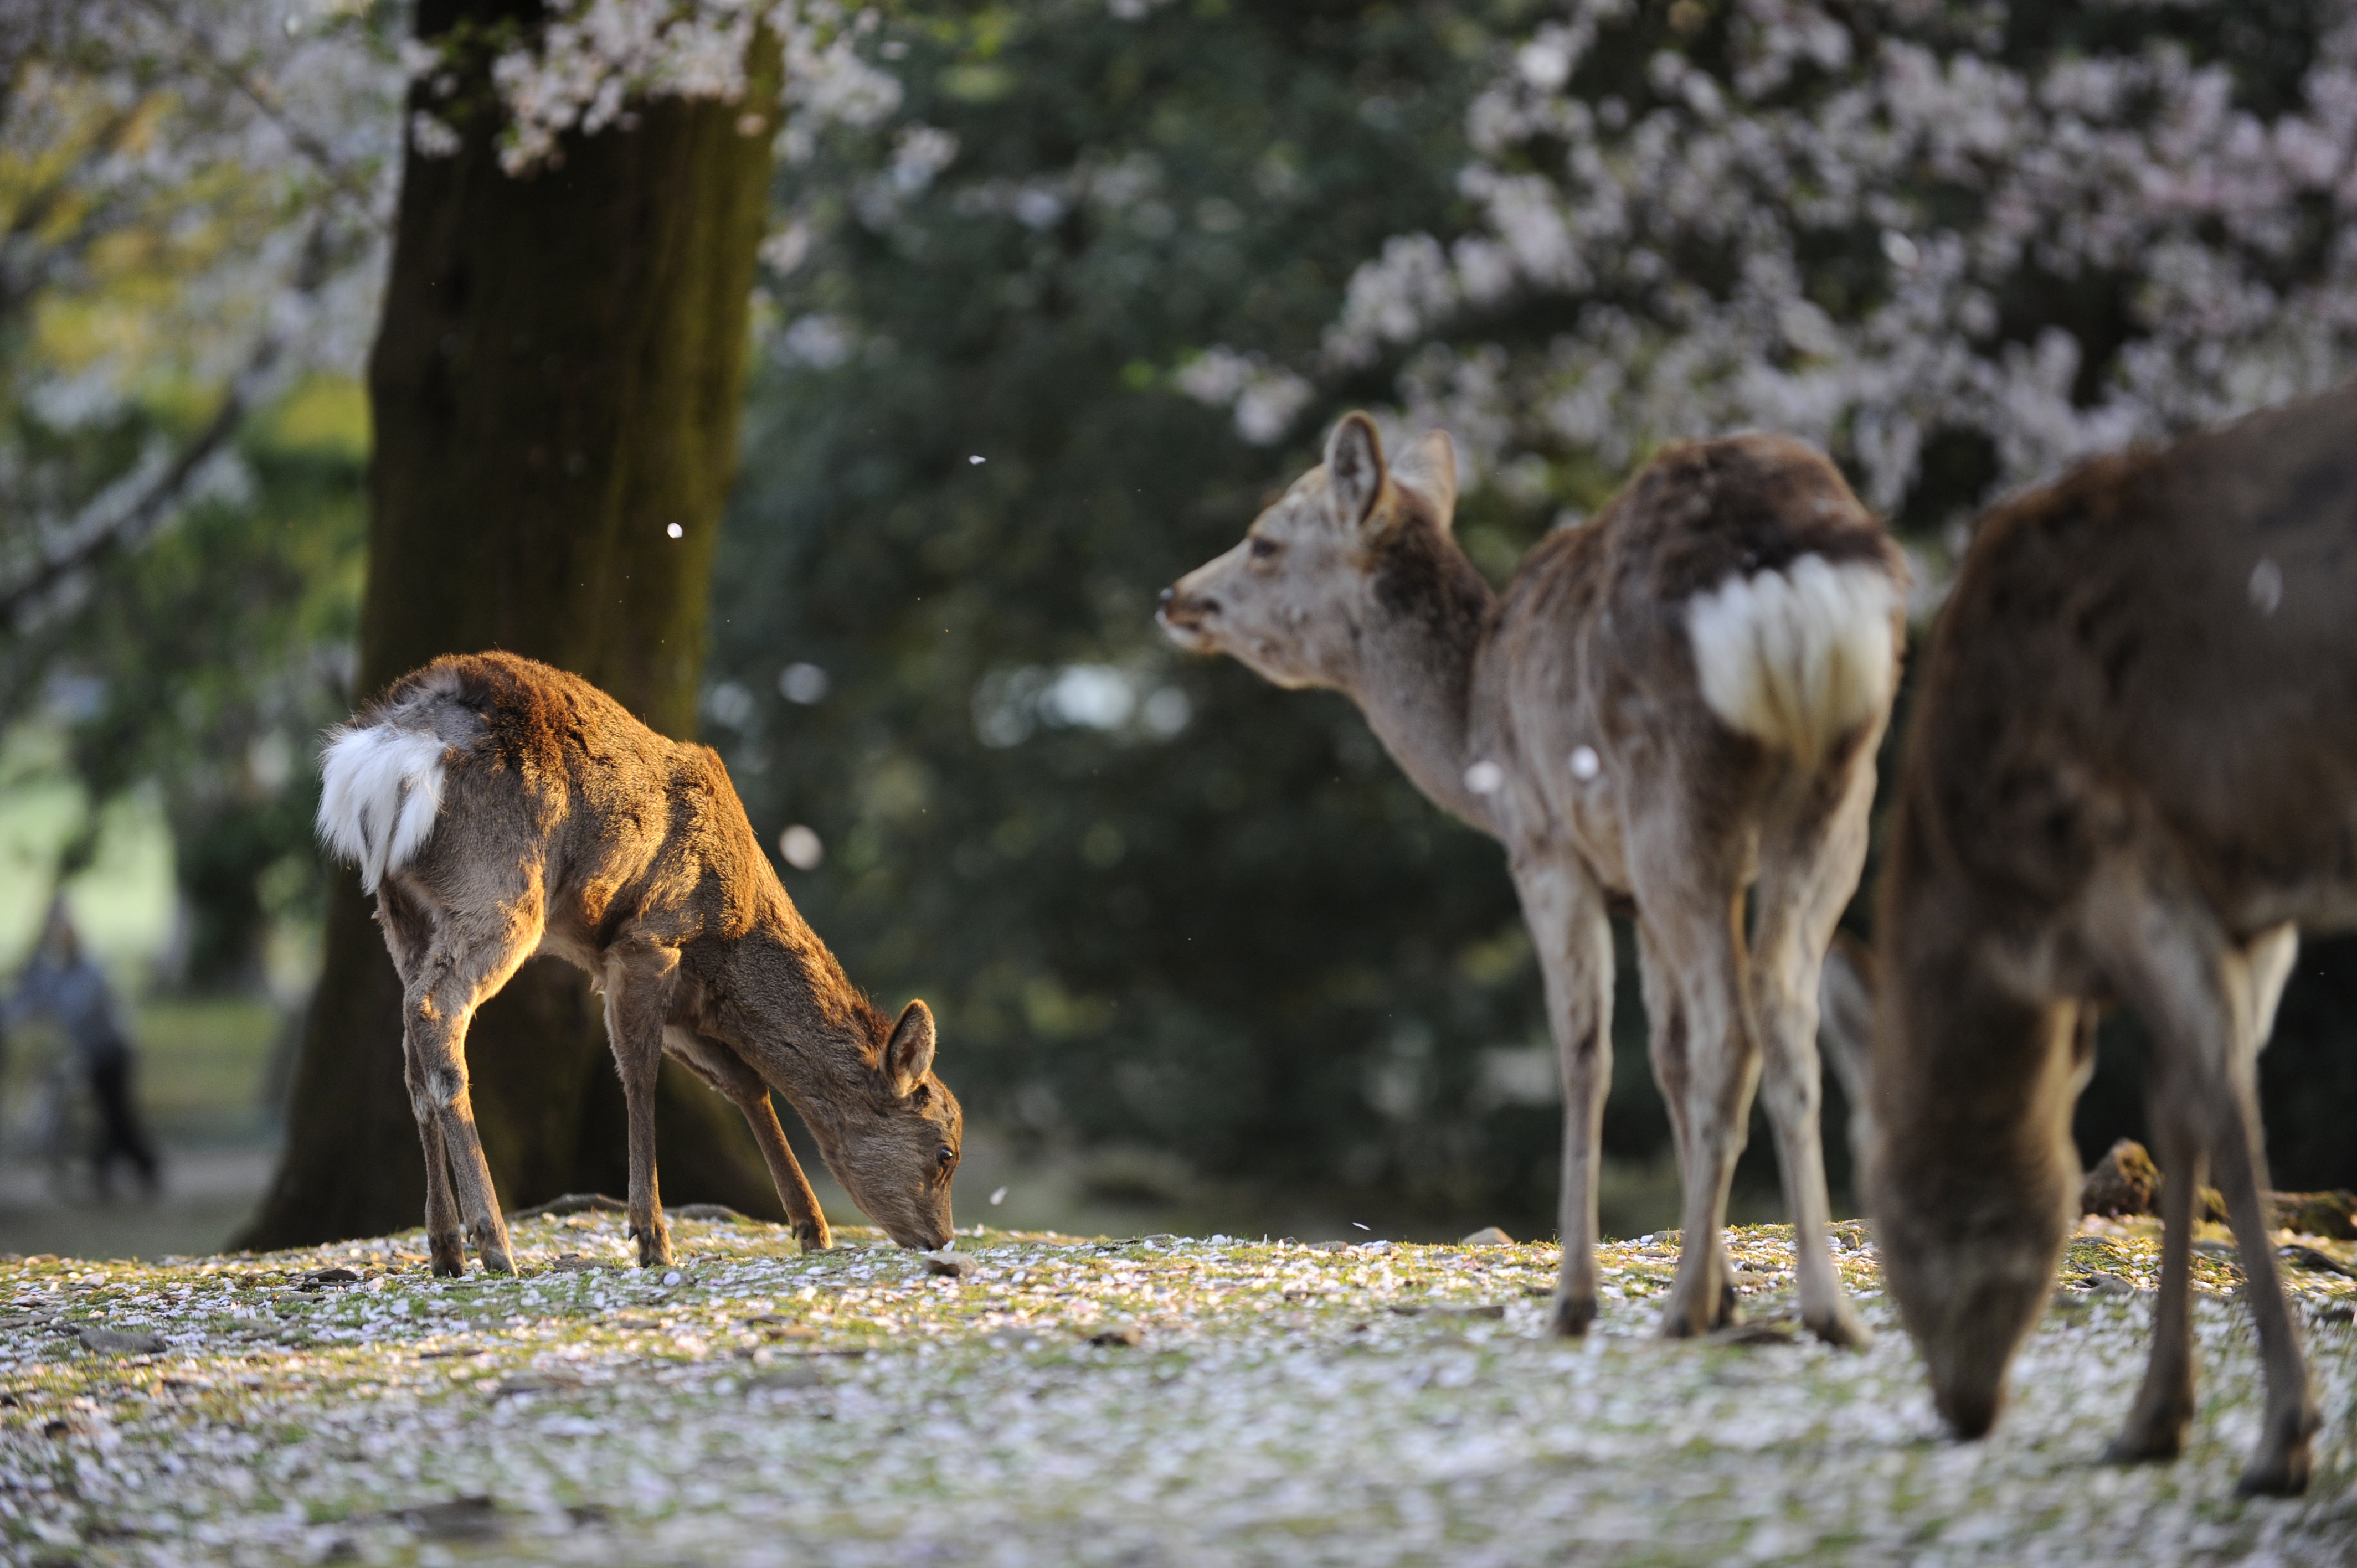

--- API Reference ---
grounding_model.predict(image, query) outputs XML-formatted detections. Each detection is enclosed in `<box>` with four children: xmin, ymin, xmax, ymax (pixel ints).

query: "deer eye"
<box><xmin>1248</xmin><ymin>535</ymin><xmax>1278</xmax><ymax>559</ymax></box>
<box><xmin>936</xmin><ymin>1144</ymin><xmax>957</xmax><ymax>1169</ymax></box>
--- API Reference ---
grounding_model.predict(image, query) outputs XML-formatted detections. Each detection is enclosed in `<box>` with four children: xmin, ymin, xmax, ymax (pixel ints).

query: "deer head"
<box><xmin>804</xmin><ymin>999</ymin><xmax>963</xmax><ymax>1250</ymax></box>
<box><xmin>1157</xmin><ymin>413</ymin><xmax>1462</xmax><ymax>690</ymax></box>
<box><xmin>1869</xmin><ymin>901</ymin><xmax>2088</xmax><ymax>1438</ymax></box>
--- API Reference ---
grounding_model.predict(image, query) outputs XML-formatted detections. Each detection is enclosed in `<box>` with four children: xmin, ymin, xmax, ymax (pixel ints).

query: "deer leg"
<box><xmin>1511</xmin><ymin>856</ymin><xmax>1614</xmax><ymax>1337</ymax></box>
<box><xmin>2215</xmin><ymin>925</ymin><xmax>2314</xmax><ymax>1495</ymax></box>
<box><xmin>1746</xmin><ymin>767</ymin><xmax>1876</xmax><ymax>1349</ymax></box>
<box><xmin>2102</xmin><ymin>910</ymin><xmax>2314</xmax><ymax>1489</ymax></box>
<box><xmin>405</xmin><ymin>1014</ymin><xmax>516</xmax><ymax>1276</ymax></box>
<box><xmin>378</xmin><ymin>881</ymin><xmax>464</xmax><ymax>1276</ymax></box>
<box><xmin>738</xmin><ymin>1090</ymin><xmax>831</xmax><ymax>1253</ymax></box>
<box><xmin>1629</xmin><ymin>837</ymin><xmax>1756</xmax><ymax>1340</ymax></box>
<box><xmin>1663</xmin><ymin>968</ymin><xmax>1756</xmax><ymax>1339</ymax></box>
<box><xmin>2246</xmin><ymin>921</ymin><xmax>2298</xmax><ymax>1048</ymax></box>
<box><xmin>2215</xmin><ymin>1093</ymin><xmax>2317</xmax><ymax>1493</ymax></box>
<box><xmin>417</xmin><ymin>1117</ymin><xmax>466</xmax><ymax>1277</ymax></box>
<box><xmin>2109</xmin><ymin>1094</ymin><xmax>2202</xmax><ymax>1464</ymax></box>
<box><xmin>603</xmin><ymin>946</ymin><xmax>681</xmax><ymax>1270</ymax></box>
<box><xmin>665</xmin><ymin>1030</ymin><xmax>831</xmax><ymax>1252</ymax></box>
<box><xmin>1637</xmin><ymin>928</ymin><xmax>1737</xmax><ymax>1322</ymax></box>
<box><xmin>404</xmin><ymin>1041</ymin><xmax>466</xmax><ymax>1277</ymax></box>
<box><xmin>400</xmin><ymin>891</ymin><xmax>547</xmax><ymax>1276</ymax></box>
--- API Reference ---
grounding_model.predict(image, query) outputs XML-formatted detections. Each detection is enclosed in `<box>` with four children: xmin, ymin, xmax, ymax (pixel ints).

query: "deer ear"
<box><xmin>1390</xmin><ymin>429</ymin><xmax>1458</xmax><ymax>530</ymax></box>
<box><xmin>1325</xmin><ymin>412</ymin><xmax>1386</xmax><ymax>532</ymax></box>
<box><xmin>883</xmin><ymin>999</ymin><xmax>936</xmax><ymax>1095</ymax></box>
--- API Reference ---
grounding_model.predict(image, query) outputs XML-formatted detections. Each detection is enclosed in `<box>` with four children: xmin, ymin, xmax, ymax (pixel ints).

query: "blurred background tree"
<box><xmin>6</xmin><ymin>0</ymin><xmax>2357</xmax><ymax>1252</ymax></box>
<box><xmin>708</xmin><ymin>0</ymin><xmax>1592</xmax><ymax>1235</ymax></box>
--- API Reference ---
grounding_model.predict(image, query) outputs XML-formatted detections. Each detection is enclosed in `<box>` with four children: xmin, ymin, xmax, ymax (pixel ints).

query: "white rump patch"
<box><xmin>316</xmin><ymin>723</ymin><xmax>448</xmax><ymax>894</ymax></box>
<box><xmin>1686</xmin><ymin>554</ymin><xmax>1898</xmax><ymax>767</ymax></box>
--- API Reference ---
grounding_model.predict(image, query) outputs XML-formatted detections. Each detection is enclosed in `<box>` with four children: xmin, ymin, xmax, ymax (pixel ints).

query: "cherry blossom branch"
<box><xmin>0</xmin><ymin>222</ymin><xmax>338</xmax><ymax>631</ymax></box>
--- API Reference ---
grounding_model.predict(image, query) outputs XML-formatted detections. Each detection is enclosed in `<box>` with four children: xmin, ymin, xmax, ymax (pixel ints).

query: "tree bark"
<box><xmin>239</xmin><ymin>6</ymin><xmax>784</xmax><ymax>1249</ymax></box>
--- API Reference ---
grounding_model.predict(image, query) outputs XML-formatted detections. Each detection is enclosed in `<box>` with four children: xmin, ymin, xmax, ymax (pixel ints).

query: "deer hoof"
<box><xmin>631</xmin><ymin>1225</ymin><xmax>673</xmax><ymax>1270</ymax></box>
<box><xmin>793</xmin><ymin>1220</ymin><xmax>831</xmax><ymax>1253</ymax></box>
<box><xmin>428</xmin><ymin>1232</ymin><xmax>466</xmax><ymax>1277</ymax></box>
<box><xmin>1805</xmin><ymin>1301</ymin><xmax>1874</xmax><ymax>1351</ymax></box>
<box><xmin>470</xmin><ymin>1221</ymin><xmax>516</xmax><ymax>1276</ymax></box>
<box><xmin>2236</xmin><ymin>1444</ymin><xmax>2312</xmax><ymax>1498</ymax></box>
<box><xmin>2236</xmin><ymin>1405</ymin><xmax>2319</xmax><ymax>1497</ymax></box>
<box><xmin>1550</xmin><ymin>1292</ymin><xmax>1597</xmax><ymax>1338</ymax></box>
<box><xmin>1659</xmin><ymin>1299</ymin><xmax>1718</xmax><ymax>1340</ymax></box>
<box><xmin>2104</xmin><ymin>1406</ymin><xmax>2191</xmax><ymax>1464</ymax></box>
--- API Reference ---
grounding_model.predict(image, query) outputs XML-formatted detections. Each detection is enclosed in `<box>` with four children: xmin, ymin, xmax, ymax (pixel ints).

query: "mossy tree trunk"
<box><xmin>239</xmin><ymin>3</ymin><xmax>783</xmax><ymax>1249</ymax></box>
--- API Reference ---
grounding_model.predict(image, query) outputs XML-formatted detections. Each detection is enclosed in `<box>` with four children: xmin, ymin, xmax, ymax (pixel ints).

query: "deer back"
<box><xmin>1482</xmin><ymin>435</ymin><xmax>1902</xmax><ymax>849</ymax></box>
<box><xmin>1903</xmin><ymin>383</ymin><xmax>2357</xmax><ymax>931</ymax></box>
<box><xmin>343</xmin><ymin>655</ymin><xmax>842</xmax><ymax>995</ymax></box>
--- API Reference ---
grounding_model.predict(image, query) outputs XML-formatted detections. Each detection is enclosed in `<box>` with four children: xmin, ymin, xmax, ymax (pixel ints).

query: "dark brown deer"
<box><xmin>317</xmin><ymin>651</ymin><xmax>961</xmax><ymax>1274</ymax></box>
<box><xmin>1160</xmin><ymin>415</ymin><xmax>1906</xmax><ymax>1344</ymax></box>
<box><xmin>1867</xmin><ymin>382</ymin><xmax>2357</xmax><ymax>1494</ymax></box>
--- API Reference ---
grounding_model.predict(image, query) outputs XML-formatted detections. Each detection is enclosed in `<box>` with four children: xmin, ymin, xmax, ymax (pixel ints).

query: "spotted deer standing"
<box><xmin>317</xmin><ymin>651</ymin><xmax>961</xmax><ymax>1274</ymax></box>
<box><xmin>1161</xmin><ymin>414</ymin><xmax>1906</xmax><ymax>1344</ymax></box>
<box><xmin>1863</xmin><ymin>382</ymin><xmax>2357</xmax><ymax>1495</ymax></box>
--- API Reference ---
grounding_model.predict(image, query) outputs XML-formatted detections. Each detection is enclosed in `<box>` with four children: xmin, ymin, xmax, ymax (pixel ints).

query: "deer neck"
<box><xmin>1343</xmin><ymin>522</ymin><xmax>1502</xmax><ymax>834</ymax></box>
<box><xmin>719</xmin><ymin>911</ymin><xmax>882</xmax><ymax>1102</ymax></box>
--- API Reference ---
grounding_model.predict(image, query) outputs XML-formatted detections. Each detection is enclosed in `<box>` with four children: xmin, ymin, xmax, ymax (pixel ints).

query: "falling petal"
<box><xmin>779</xmin><ymin>825</ymin><xmax>824</xmax><ymax>870</ymax></box>
<box><xmin>2250</xmin><ymin>558</ymin><xmax>2283</xmax><ymax>615</ymax></box>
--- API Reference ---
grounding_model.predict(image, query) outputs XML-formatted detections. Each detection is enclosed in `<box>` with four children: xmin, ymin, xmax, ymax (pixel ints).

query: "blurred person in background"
<box><xmin>1</xmin><ymin>900</ymin><xmax>161</xmax><ymax>1200</ymax></box>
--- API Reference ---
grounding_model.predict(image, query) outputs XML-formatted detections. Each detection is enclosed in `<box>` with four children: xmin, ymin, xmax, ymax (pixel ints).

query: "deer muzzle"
<box><xmin>1156</xmin><ymin>585</ymin><xmax>1218</xmax><ymax>648</ymax></box>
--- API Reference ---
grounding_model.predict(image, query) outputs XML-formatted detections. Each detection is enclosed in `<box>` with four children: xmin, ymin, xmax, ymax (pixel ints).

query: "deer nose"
<box><xmin>1157</xmin><ymin>586</ymin><xmax>1216</xmax><ymax>632</ymax></box>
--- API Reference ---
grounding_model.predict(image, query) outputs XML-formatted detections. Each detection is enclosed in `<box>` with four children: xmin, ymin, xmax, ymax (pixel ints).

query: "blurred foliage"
<box><xmin>712</xmin><ymin>0</ymin><xmax>2357</xmax><ymax>1235</ymax></box>
<box><xmin>715</xmin><ymin>0</ymin><xmax>1504</xmax><ymax>1228</ymax></box>
<box><xmin>3</xmin><ymin>375</ymin><xmax>368</xmax><ymax>988</ymax></box>
<box><xmin>709</xmin><ymin>0</ymin><xmax>1612</xmax><ymax>1232</ymax></box>
<box><xmin>0</xmin><ymin>1</ymin><xmax>394</xmax><ymax>991</ymax></box>
<box><xmin>1284</xmin><ymin>0</ymin><xmax>2357</xmax><ymax>563</ymax></box>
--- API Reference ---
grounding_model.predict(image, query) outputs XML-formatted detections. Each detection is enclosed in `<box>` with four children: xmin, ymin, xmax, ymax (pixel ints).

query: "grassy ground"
<box><xmin>2</xmin><ymin>1213</ymin><xmax>2354</xmax><ymax>1565</ymax></box>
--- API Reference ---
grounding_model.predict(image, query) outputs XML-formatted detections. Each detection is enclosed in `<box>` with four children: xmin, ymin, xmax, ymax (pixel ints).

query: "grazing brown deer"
<box><xmin>317</xmin><ymin>651</ymin><xmax>961</xmax><ymax>1275</ymax></box>
<box><xmin>1867</xmin><ymin>382</ymin><xmax>2357</xmax><ymax>1495</ymax></box>
<box><xmin>1160</xmin><ymin>415</ymin><xmax>1905</xmax><ymax>1344</ymax></box>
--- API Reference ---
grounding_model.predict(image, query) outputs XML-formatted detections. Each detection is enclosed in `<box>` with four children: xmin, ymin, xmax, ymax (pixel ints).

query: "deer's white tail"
<box><xmin>317</xmin><ymin>721</ymin><xmax>448</xmax><ymax>894</ymax></box>
<box><xmin>1686</xmin><ymin>554</ymin><xmax>1900</xmax><ymax>768</ymax></box>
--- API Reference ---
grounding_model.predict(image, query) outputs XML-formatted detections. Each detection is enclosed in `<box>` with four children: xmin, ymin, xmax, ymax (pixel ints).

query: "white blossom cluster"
<box><xmin>0</xmin><ymin>0</ymin><xmax>399</xmax><ymax>400</ymax></box>
<box><xmin>0</xmin><ymin>0</ymin><xmax>403</xmax><ymax>631</ymax></box>
<box><xmin>0</xmin><ymin>0</ymin><xmax>905</xmax><ymax>633</ymax></box>
<box><xmin>761</xmin><ymin>143</ymin><xmax>1212</xmax><ymax>372</ymax></box>
<box><xmin>416</xmin><ymin>0</ymin><xmax>902</xmax><ymax>175</ymax></box>
<box><xmin>1187</xmin><ymin>1</ymin><xmax>2357</xmax><ymax>535</ymax></box>
<box><xmin>1175</xmin><ymin>347</ymin><xmax>1315</xmax><ymax>447</ymax></box>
